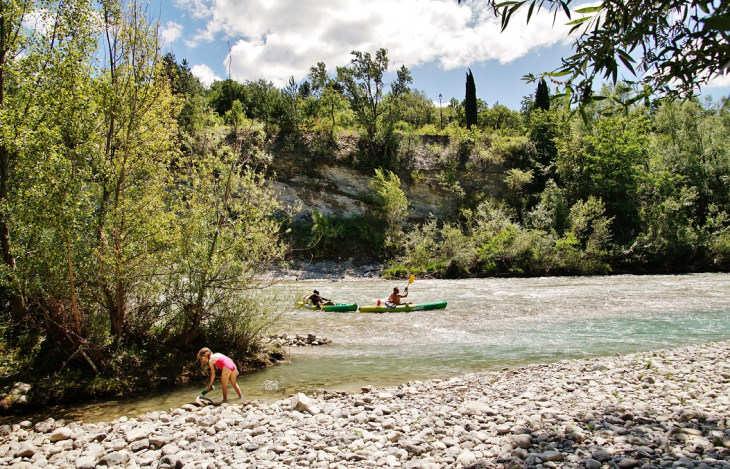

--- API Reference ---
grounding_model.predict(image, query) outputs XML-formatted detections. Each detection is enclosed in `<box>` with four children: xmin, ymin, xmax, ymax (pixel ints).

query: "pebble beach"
<box><xmin>1</xmin><ymin>341</ymin><xmax>729</xmax><ymax>469</ymax></box>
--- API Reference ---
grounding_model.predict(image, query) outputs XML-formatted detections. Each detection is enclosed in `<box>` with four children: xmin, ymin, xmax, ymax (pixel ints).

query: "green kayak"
<box><xmin>358</xmin><ymin>301</ymin><xmax>447</xmax><ymax>313</ymax></box>
<box><xmin>295</xmin><ymin>301</ymin><xmax>358</xmax><ymax>312</ymax></box>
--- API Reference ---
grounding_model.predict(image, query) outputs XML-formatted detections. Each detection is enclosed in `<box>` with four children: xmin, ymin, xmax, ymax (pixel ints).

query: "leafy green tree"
<box><xmin>556</xmin><ymin>114</ymin><xmax>649</xmax><ymax>243</ymax></box>
<box><xmin>0</xmin><ymin>0</ymin><xmax>36</xmax><ymax>323</ymax></box>
<box><xmin>566</xmin><ymin>196</ymin><xmax>613</xmax><ymax>256</ymax></box>
<box><xmin>168</xmin><ymin>129</ymin><xmax>286</xmax><ymax>349</ymax></box>
<box><xmin>465</xmin><ymin>69</ymin><xmax>478</xmax><ymax>130</ymax></box>
<box><xmin>463</xmin><ymin>0</ymin><xmax>730</xmax><ymax>110</ymax></box>
<box><xmin>281</xmin><ymin>76</ymin><xmax>302</xmax><ymax>138</ymax></box>
<box><xmin>208</xmin><ymin>79</ymin><xmax>248</xmax><ymax>116</ymax></box>
<box><xmin>1</xmin><ymin>0</ymin><xmax>102</xmax><ymax>367</ymax></box>
<box><xmin>397</xmin><ymin>89</ymin><xmax>436</xmax><ymax>128</ymax></box>
<box><xmin>93</xmin><ymin>0</ymin><xmax>181</xmax><ymax>344</ymax></box>
<box><xmin>336</xmin><ymin>49</ymin><xmax>412</xmax><ymax>165</ymax></box>
<box><xmin>309</xmin><ymin>62</ymin><xmax>348</xmax><ymax>143</ymax></box>
<box><xmin>651</xmin><ymin>99</ymin><xmax>730</xmax><ymax>226</ymax></box>
<box><xmin>245</xmin><ymin>78</ymin><xmax>284</xmax><ymax>133</ymax></box>
<box><xmin>224</xmin><ymin>100</ymin><xmax>246</xmax><ymax>127</ymax></box>
<box><xmin>478</xmin><ymin>103</ymin><xmax>523</xmax><ymax>131</ymax></box>
<box><xmin>162</xmin><ymin>53</ymin><xmax>208</xmax><ymax>134</ymax></box>
<box><xmin>370</xmin><ymin>169</ymin><xmax>410</xmax><ymax>245</ymax></box>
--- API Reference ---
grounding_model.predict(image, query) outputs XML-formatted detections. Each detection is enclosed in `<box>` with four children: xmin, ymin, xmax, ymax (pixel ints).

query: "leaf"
<box><xmin>617</xmin><ymin>50</ymin><xmax>637</xmax><ymax>75</ymax></box>
<box><xmin>703</xmin><ymin>16</ymin><xmax>730</xmax><ymax>31</ymax></box>
<box><xmin>579</xmin><ymin>105</ymin><xmax>589</xmax><ymax>125</ymax></box>
<box><xmin>527</xmin><ymin>1</ymin><xmax>536</xmax><ymax>24</ymax></box>
<box><xmin>567</xmin><ymin>16</ymin><xmax>592</xmax><ymax>26</ymax></box>
<box><xmin>561</xmin><ymin>1</ymin><xmax>571</xmax><ymax>19</ymax></box>
<box><xmin>547</xmin><ymin>70</ymin><xmax>573</xmax><ymax>78</ymax></box>
<box><xmin>574</xmin><ymin>6</ymin><xmax>602</xmax><ymax>14</ymax></box>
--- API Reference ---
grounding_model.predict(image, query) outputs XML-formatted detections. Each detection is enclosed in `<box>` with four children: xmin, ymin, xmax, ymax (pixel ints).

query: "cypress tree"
<box><xmin>465</xmin><ymin>69</ymin><xmax>477</xmax><ymax>129</ymax></box>
<box><xmin>535</xmin><ymin>78</ymin><xmax>550</xmax><ymax>111</ymax></box>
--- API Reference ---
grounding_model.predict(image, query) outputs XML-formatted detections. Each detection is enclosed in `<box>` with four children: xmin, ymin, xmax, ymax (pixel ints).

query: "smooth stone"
<box><xmin>49</xmin><ymin>427</ymin><xmax>73</xmax><ymax>443</ymax></box>
<box><xmin>593</xmin><ymin>449</ymin><xmax>613</xmax><ymax>462</ymax></box>
<box><xmin>619</xmin><ymin>458</ymin><xmax>642</xmax><ymax>468</ymax></box>
<box><xmin>541</xmin><ymin>451</ymin><xmax>564</xmax><ymax>462</ymax></box>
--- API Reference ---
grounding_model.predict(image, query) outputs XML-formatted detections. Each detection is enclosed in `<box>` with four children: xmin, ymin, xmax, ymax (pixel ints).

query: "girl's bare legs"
<box><xmin>220</xmin><ymin>367</ymin><xmax>231</xmax><ymax>400</ymax></box>
<box><xmin>229</xmin><ymin>369</ymin><xmax>243</xmax><ymax>398</ymax></box>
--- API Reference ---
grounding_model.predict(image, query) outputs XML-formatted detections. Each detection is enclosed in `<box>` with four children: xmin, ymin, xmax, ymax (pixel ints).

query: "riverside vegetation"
<box><xmin>1</xmin><ymin>0</ymin><xmax>730</xmax><ymax>413</ymax></box>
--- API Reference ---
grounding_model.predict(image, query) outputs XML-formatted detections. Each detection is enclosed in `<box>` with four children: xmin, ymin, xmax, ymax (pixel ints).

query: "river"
<box><xmin>14</xmin><ymin>273</ymin><xmax>730</xmax><ymax>424</ymax></box>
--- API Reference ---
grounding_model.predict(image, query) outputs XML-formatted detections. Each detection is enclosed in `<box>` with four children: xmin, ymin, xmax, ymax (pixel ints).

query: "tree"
<box><xmin>207</xmin><ymin>79</ymin><xmax>247</xmax><ymax>116</ymax></box>
<box><xmin>309</xmin><ymin>62</ymin><xmax>348</xmax><ymax>143</ymax></box>
<box><xmin>0</xmin><ymin>0</ymin><xmax>103</xmax><ymax>370</ymax></box>
<box><xmin>461</xmin><ymin>0</ymin><xmax>730</xmax><ymax>110</ymax></box>
<box><xmin>245</xmin><ymin>78</ymin><xmax>283</xmax><ymax>133</ymax></box>
<box><xmin>465</xmin><ymin>69</ymin><xmax>478</xmax><ymax>130</ymax></box>
<box><xmin>370</xmin><ymin>169</ymin><xmax>409</xmax><ymax>244</ymax></box>
<box><xmin>556</xmin><ymin>114</ymin><xmax>649</xmax><ymax>243</ymax></box>
<box><xmin>479</xmin><ymin>103</ymin><xmax>523</xmax><ymax>131</ymax></box>
<box><xmin>94</xmin><ymin>0</ymin><xmax>181</xmax><ymax>344</ymax></box>
<box><xmin>281</xmin><ymin>76</ymin><xmax>302</xmax><ymax>137</ymax></box>
<box><xmin>162</xmin><ymin>53</ymin><xmax>207</xmax><ymax>134</ymax></box>
<box><xmin>535</xmin><ymin>78</ymin><xmax>550</xmax><ymax>112</ymax></box>
<box><xmin>168</xmin><ymin>129</ymin><xmax>286</xmax><ymax>349</ymax></box>
<box><xmin>336</xmin><ymin>49</ymin><xmax>389</xmax><ymax>145</ymax></box>
<box><xmin>399</xmin><ymin>89</ymin><xmax>436</xmax><ymax>128</ymax></box>
<box><xmin>336</xmin><ymin>49</ymin><xmax>412</xmax><ymax>163</ymax></box>
<box><xmin>0</xmin><ymin>0</ymin><xmax>35</xmax><ymax>324</ymax></box>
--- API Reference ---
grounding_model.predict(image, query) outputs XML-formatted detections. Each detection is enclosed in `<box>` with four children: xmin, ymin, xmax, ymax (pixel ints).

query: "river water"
<box><xmin>17</xmin><ymin>273</ymin><xmax>730</xmax><ymax>424</ymax></box>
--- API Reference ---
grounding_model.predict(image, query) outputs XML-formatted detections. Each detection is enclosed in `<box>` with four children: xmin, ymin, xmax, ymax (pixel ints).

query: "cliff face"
<box><xmin>269</xmin><ymin>134</ymin><xmax>507</xmax><ymax>222</ymax></box>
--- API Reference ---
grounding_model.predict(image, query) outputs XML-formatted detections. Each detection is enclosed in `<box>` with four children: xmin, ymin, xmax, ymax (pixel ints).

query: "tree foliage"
<box><xmin>460</xmin><ymin>0</ymin><xmax>730</xmax><ymax>111</ymax></box>
<box><xmin>465</xmin><ymin>69</ymin><xmax>478</xmax><ymax>130</ymax></box>
<box><xmin>336</xmin><ymin>49</ymin><xmax>412</xmax><ymax>167</ymax></box>
<box><xmin>535</xmin><ymin>78</ymin><xmax>550</xmax><ymax>112</ymax></box>
<box><xmin>0</xmin><ymin>0</ymin><xmax>288</xmax><ymax>382</ymax></box>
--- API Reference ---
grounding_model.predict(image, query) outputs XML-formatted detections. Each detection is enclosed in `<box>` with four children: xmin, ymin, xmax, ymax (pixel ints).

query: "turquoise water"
<box><xmin>16</xmin><ymin>273</ymin><xmax>730</xmax><ymax>423</ymax></box>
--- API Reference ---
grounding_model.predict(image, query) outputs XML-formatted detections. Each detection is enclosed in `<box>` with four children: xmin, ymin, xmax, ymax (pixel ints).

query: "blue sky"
<box><xmin>150</xmin><ymin>0</ymin><xmax>730</xmax><ymax>111</ymax></box>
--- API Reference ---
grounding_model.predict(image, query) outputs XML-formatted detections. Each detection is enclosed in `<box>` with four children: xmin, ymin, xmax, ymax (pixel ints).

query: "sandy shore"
<box><xmin>1</xmin><ymin>341</ymin><xmax>729</xmax><ymax>468</ymax></box>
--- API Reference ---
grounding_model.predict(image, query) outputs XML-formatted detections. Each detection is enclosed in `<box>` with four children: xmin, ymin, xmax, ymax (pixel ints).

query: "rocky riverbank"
<box><xmin>262</xmin><ymin>259</ymin><xmax>384</xmax><ymax>281</ymax></box>
<box><xmin>1</xmin><ymin>341</ymin><xmax>729</xmax><ymax>468</ymax></box>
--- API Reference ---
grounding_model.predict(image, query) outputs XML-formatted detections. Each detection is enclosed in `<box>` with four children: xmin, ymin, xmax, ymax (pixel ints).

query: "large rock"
<box><xmin>50</xmin><ymin>427</ymin><xmax>72</xmax><ymax>442</ymax></box>
<box><xmin>458</xmin><ymin>401</ymin><xmax>495</xmax><ymax>415</ymax></box>
<box><xmin>292</xmin><ymin>392</ymin><xmax>320</xmax><ymax>414</ymax></box>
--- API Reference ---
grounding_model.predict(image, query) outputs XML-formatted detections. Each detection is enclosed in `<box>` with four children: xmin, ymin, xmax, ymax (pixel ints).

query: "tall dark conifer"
<box><xmin>465</xmin><ymin>69</ymin><xmax>477</xmax><ymax>130</ymax></box>
<box><xmin>535</xmin><ymin>78</ymin><xmax>550</xmax><ymax>111</ymax></box>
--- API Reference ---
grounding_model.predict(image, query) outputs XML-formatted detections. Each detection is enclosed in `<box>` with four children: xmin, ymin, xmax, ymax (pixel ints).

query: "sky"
<box><xmin>150</xmin><ymin>0</ymin><xmax>730</xmax><ymax>111</ymax></box>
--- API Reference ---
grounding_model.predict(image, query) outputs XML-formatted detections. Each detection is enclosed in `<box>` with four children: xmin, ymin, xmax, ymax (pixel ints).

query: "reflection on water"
<box><xmin>12</xmin><ymin>273</ymin><xmax>730</xmax><ymax>424</ymax></box>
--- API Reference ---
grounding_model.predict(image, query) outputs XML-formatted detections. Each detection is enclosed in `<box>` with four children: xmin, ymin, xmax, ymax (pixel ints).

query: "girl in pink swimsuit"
<box><xmin>197</xmin><ymin>347</ymin><xmax>243</xmax><ymax>400</ymax></box>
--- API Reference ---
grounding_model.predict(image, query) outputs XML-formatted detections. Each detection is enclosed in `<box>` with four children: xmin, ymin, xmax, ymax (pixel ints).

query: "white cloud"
<box><xmin>178</xmin><ymin>0</ymin><xmax>584</xmax><ymax>87</ymax></box>
<box><xmin>191</xmin><ymin>64</ymin><xmax>221</xmax><ymax>87</ymax></box>
<box><xmin>161</xmin><ymin>21</ymin><xmax>184</xmax><ymax>45</ymax></box>
<box><xmin>707</xmin><ymin>72</ymin><xmax>730</xmax><ymax>89</ymax></box>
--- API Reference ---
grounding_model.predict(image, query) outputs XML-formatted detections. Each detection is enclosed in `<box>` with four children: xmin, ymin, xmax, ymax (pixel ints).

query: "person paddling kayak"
<box><xmin>386</xmin><ymin>286</ymin><xmax>412</xmax><ymax>307</ymax></box>
<box><xmin>306</xmin><ymin>290</ymin><xmax>335</xmax><ymax>310</ymax></box>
